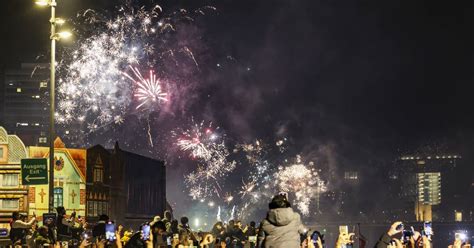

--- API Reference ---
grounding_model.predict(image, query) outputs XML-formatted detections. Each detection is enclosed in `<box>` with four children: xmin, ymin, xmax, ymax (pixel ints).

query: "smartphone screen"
<box><xmin>423</xmin><ymin>222</ymin><xmax>432</xmax><ymax>237</ymax></box>
<box><xmin>141</xmin><ymin>224</ymin><xmax>151</xmax><ymax>241</ymax></box>
<box><xmin>455</xmin><ymin>232</ymin><xmax>467</xmax><ymax>242</ymax></box>
<box><xmin>82</xmin><ymin>230</ymin><xmax>92</xmax><ymax>241</ymax></box>
<box><xmin>311</xmin><ymin>232</ymin><xmax>319</xmax><ymax>245</ymax></box>
<box><xmin>167</xmin><ymin>236</ymin><xmax>172</xmax><ymax>245</ymax></box>
<box><xmin>105</xmin><ymin>222</ymin><xmax>116</xmax><ymax>241</ymax></box>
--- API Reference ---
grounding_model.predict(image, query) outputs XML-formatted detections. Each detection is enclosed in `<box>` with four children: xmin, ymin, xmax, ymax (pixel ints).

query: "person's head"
<box><xmin>228</xmin><ymin>220</ymin><xmax>234</xmax><ymax>227</ymax></box>
<box><xmin>250</xmin><ymin>221</ymin><xmax>256</xmax><ymax>228</ymax></box>
<box><xmin>164</xmin><ymin>210</ymin><xmax>172</xmax><ymax>220</ymax></box>
<box><xmin>12</xmin><ymin>211</ymin><xmax>20</xmax><ymax>220</ymax></box>
<box><xmin>213</xmin><ymin>221</ymin><xmax>223</xmax><ymax>231</ymax></box>
<box><xmin>152</xmin><ymin>221</ymin><xmax>166</xmax><ymax>234</ymax></box>
<box><xmin>171</xmin><ymin>219</ymin><xmax>179</xmax><ymax>228</ymax></box>
<box><xmin>180</xmin><ymin>216</ymin><xmax>189</xmax><ymax>226</ymax></box>
<box><xmin>268</xmin><ymin>194</ymin><xmax>291</xmax><ymax>209</ymax></box>
<box><xmin>19</xmin><ymin>213</ymin><xmax>27</xmax><ymax>221</ymax></box>
<box><xmin>56</xmin><ymin>206</ymin><xmax>66</xmax><ymax>216</ymax></box>
<box><xmin>99</xmin><ymin>214</ymin><xmax>109</xmax><ymax>222</ymax></box>
<box><xmin>38</xmin><ymin>226</ymin><xmax>49</xmax><ymax>236</ymax></box>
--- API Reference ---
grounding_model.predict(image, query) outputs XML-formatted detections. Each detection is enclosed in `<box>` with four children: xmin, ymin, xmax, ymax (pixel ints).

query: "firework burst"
<box><xmin>123</xmin><ymin>65</ymin><xmax>168</xmax><ymax>110</ymax></box>
<box><xmin>274</xmin><ymin>155</ymin><xmax>326</xmax><ymax>215</ymax></box>
<box><xmin>56</xmin><ymin>5</ymin><xmax>214</xmax><ymax>131</ymax></box>
<box><xmin>175</xmin><ymin>119</ymin><xmax>236</xmax><ymax>200</ymax></box>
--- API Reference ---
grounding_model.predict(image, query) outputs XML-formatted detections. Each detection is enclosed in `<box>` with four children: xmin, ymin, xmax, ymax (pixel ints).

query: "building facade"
<box><xmin>109</xmin><ymin>143</ymin><xmax>166</xmax><ymax>227</ymax></box>
<box><xmin>28</xmin><ymin>138</ymin><xmax>86</xmax><ymax>218</ymax></box>
<box><xmin>0</xmin><ymin>63</ymin><xmax>49</xmax><ymax>146</ymax></box>
<box><xmin>0</xmin><ymin>126</ymin><xmax>28</xmax><ymax>237</ymax></box>
<box><xmin>85</xmin><ymin>145</ymin><xmax>112</xmax><ymax>221</ymax></box>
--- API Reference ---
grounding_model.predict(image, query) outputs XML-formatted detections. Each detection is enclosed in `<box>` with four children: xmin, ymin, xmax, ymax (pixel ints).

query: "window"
<box><xmin>87</xmin><ymin>201</ymin><xmax>94</xmax><ymax>217</ymax></box>
<box><xmin>0</xmin><ymin>148</ymin><xmax>3</xmax><ymax>158</ymax></box>
<box><xmin>40</xmin><ymin>81</ymin><xmax>48</xmax><ymax>88</ymax></box>
<box><xmin>103</xmin><ymin>202</ymin><xmax>108</xmax><ymax>215</ymax></box>
<box><xmin>93</xmin><ymin>201</ymin><xmax>98</xmax><ymax>216</ymax></box>
<box><xmin>455</xmin><ymin>211</ymin><xmax>463</xmax><ymax>222</ymax></box>
<box><xmin>0</xmin><ymin>174</ymin><xmax>19</xmax><ymax>187</ymax></box>
<box><xmin>39</xmin><ymin>137</ymin><xmax>47</xmax><ymax>144</ymax></box>
<box><xmin>94</xmin><ymin>168</ymin><xmax>103</xmax><ymax>183</ymax></box>
<box><xmin>100</xmin><ymin>202</ymin><xmax>108</xmax><ymax>215</ymax></box>
<box><xmin>16</xmin><ymin>88</ymin><xmax>22</xmax><ymax>93</ymax></box>
<box><xmin>98</xmin><ymin>201</ymin><xmax>103</xmax><ymax>215</ymax></box>
<box><xmin>344</xmin><ymin>171</ymin><xmax>358</xmax><ymax>180</ymax></box>
<box><xmin>0</xmin><ymin>199</ymin><xmax>19</xmax><ymax>210</ymax></box>
<box><xmin>54</xmin><ymin>188</ymin><xmax>63</xmax><ymax>207</ymax></box>
<box><xmin>93</xmin><ymin>156</ymin><xmax>104</xmax><ymax>183</ymax></box>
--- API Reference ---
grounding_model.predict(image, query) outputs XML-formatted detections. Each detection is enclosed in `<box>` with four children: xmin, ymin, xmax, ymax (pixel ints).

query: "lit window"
<box><xmin>87</xmin><ymin>201</ymin><xmax>93</xmax><ymax>217</ymax></box>
<box><xmin>54</xmin><ymin>188</ymin><xmax>63</xmax><ymax>207</ymax></box>
<box><xmin>16</xmin><ymin>88</ymin><xmax>22</xmax><ymax>93</ymax></box>
<box><xmin>31</xmin><ymin>95</ymin><xmax>40</xmax><ymax>99</ymax></box>
<box><xmin>40</xmin><ymin>82</ymin><xmax>48</xmax><ymax>88</ymax></box>
<box><xmin>0</xmin><ymin>174</ymin><xmax>19</xmax><ymax>187</ymax></box>
<box><xmin>0</xmin><ymin>199</ymin><xmax>19</xmax><ymax>210</ymax></box>
<box><xmin>344</xmin><ymin>171</ymin><xmax>358</xmax><ymax>180</ymax></box>
<box><xmin>39</xmin><ymin>137</ymin><xmax>47</xmax><ymax>143</ymax></box>
<box><xmin>94</xmin><ymin>167</ymin><xmax>103</xmax><ymax>183</ymax></box>
<box><xmin>455</xmin><ymin>211</ymin><xmax>462</xmax><ymax>222</ymax></box>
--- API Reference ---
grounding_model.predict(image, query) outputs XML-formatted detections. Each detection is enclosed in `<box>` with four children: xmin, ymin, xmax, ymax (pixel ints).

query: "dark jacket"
<box><xmin>374</xmin><ymin>233</ymin><xmax>391</xmax><ymax>248</ymax></box>
<box><xmin>257</xmin><ymin>208</ymin><xmax>304</xmax><ymax>248</ymax></box>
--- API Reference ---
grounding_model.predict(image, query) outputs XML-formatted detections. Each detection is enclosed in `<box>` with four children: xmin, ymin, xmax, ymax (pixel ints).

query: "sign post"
<box><xmin>21</xmin><ymin>158</ymin><xmax>48</xmax><ymax>185</ymax></box>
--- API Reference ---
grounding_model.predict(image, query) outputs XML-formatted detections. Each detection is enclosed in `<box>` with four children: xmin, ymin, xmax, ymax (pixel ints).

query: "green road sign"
<box><xmin>21</xmin><ymin>158</ymin><xmax>48</xmax><ymax>185</ymax></box>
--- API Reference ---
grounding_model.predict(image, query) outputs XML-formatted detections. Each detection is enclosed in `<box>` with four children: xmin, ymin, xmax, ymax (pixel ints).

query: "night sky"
<box><xmin>1</xmin><ymin>0</ymin><xmax>473</xmax><ymax>217</ymax></box>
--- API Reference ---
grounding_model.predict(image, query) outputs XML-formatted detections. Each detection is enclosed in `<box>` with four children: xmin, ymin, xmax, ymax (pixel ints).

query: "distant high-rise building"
<box><xmin>395</xmin><ymin>154</ymin><xmax>465</xmax><ymax>222</ymax></box>
<box><xmin>417</xmin><ymin>172</ymin><xmax>441</xmax><ymax>205</ymax></box>
<box><xmin>0</xmin><ymin>63</ymin><xmax>49</xmax><ymax>146</ymax></box>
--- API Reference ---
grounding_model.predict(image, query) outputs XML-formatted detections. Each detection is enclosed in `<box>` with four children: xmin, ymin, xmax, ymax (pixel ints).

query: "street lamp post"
<box><xmin>49</xmin><ymin>0</ymin><xmax>57</xmax><ymax>214</ymax></box>
<box><xmin>35</xmin><ymin>0</ymin><xmax>71</xmax><ymax>213</ymax></box>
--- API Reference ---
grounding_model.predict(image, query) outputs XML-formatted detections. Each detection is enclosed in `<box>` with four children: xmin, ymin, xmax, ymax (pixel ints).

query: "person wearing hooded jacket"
<box><xmin>257</xmin><ymin>194</ymin><xmax>305</xmax><ymax>248</ymax></box>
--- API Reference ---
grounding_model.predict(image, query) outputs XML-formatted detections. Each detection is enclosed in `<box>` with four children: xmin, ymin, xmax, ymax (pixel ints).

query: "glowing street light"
<box><xmin>54</xmin><ymin>31</ymin><xmax>72</xmax><ymax>40</ymax></box>
<box><xmin>34</xmin><ymin>0</ymin><xmax>49</xmax><ymax>6</ymax></box>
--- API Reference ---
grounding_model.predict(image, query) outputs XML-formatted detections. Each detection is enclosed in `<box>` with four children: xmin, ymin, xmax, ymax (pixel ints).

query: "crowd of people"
<box><xmin>8</xmin><ymin>194</ymin><xmax>471</xmax><ymax>247</ymax></box>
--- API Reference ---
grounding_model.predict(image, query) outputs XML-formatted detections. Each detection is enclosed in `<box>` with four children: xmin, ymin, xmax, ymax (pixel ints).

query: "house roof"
<box><xmin>28</xmin><ymin>137</ymin><xmax>86</xmax><ymax>181</ymax></box>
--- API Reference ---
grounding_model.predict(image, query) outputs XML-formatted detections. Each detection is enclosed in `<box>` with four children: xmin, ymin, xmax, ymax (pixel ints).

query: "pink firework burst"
<box><xmin>123</xmin><ymin>65</ymin><xmax>168</xmax><ymax>110</ymax></box>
